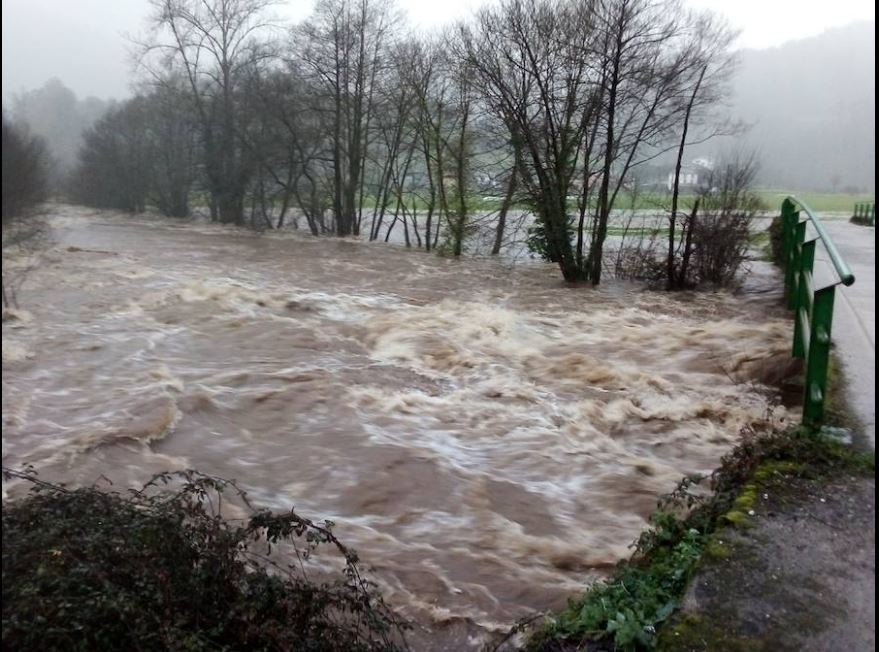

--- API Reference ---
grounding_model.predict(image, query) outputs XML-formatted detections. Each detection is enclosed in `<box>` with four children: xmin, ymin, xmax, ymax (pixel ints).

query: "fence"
<box><xmin>779</xmin><ymin>196</ymin><xmax>855</xmax><ymax>428</ymax></box>
<box><xmin>851</xmin><ymin>202</ymin><xmax>875</xmax><ymax>226</ymax></box>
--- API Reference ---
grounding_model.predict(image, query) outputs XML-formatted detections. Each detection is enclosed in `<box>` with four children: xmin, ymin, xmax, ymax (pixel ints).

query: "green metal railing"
<box><xmin>780</xmin><ymin>196</ymin><xmax>855</xmax><ymax>428</ymax></box>
<box><xmin>852</xmin><ymin>202</ymin><xmax>875</xmax><ymax>226</ymax></box>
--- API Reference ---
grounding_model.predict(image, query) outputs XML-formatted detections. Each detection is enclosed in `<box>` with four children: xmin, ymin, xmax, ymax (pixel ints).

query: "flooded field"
<box><xmin>2</xmin><ymin>205</ymin><xmax>792</xmax><ymax>647</ymax></box>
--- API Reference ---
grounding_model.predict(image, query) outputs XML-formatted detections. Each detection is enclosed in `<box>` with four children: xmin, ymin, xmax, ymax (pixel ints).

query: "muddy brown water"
<box><xmin>2</xmin><ymin>205</ymin><xmax>793</xmax><ymax>648</ymax></box>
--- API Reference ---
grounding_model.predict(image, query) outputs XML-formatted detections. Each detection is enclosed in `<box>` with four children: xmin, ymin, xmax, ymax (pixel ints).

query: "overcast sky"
<box><xmin>2</xmin><ymin>0</ymin><xmax>875</xmax><ymax>102</ymax></box>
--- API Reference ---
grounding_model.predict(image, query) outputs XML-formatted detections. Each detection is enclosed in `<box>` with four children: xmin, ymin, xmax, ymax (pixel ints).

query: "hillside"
<box><xmin>731</xmin><ymin>21</ymin><xmax>875</xmax><ymax>192</ymax></box>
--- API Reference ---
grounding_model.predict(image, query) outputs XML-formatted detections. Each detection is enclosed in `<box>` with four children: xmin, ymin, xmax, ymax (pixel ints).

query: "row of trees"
<box><xmin>2</xmin><ymin>115</ymin><xmax>50</xmax><ymax>307</ymax></box>
<box><xmin>69</xmin><ymin>0</ymin><xmax>739</xmax><ymax>285</ymax></box>
<box><xmin>68</xmin><ymin>86</ymin><xmax>196</xmax><ymax>216</ymax></box>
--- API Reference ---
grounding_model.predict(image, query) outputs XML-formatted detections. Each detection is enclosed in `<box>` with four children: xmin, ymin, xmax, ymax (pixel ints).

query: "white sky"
<box><xmin>2</xmin><ymin>0</ymin><xmax>876</xmax><ymax>102</ymax></box>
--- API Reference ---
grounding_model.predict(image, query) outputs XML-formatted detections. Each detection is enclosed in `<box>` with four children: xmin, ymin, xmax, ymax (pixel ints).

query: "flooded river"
<box><xmin>2</xmin><ymin>205</ymin><xmax>792</xmax><ymax>647</ymax></box>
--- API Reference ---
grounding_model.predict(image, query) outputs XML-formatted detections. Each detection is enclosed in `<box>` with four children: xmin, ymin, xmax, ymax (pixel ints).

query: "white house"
<box><xmin>666</xmin><ymin>158</ymin><xmax>714</xmax><ymax>192</ymax></box>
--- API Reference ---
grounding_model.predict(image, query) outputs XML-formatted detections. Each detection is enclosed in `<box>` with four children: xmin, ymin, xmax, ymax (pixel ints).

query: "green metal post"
<box><xmin>781</xmin><ymin>199</ymin><xmax>794</xmax><ymax>295</ymax></box>
<box><xmin>802</xmin><ymin>286</ymin><xmax>836</xmax><ymax>427</ymax></box>
<box><xmin>787</xmin><ymin>209</ymin><xmax>797</xmax><ymax>303</ymax></box>
<box><xmin>780</xmin><ymin>196</ymin><xmax>856</xmax><ymax>429</ymax></box>
<box><xmin>792</xmin><ymin>239</ymin><xmax>815</xmax><ymax>359</ymax></box>
<box><xmin>788</xmin><ymin>218</ymin><xmax>805</xmax><ymax>310</ymax></box>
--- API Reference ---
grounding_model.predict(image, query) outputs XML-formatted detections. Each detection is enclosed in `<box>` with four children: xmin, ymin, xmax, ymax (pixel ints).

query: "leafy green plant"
<box><xmin>525</xmin><ymin>217</ymin><xmax>575</xmax><ymax>263</ymax></box>
<box><xmin>539</xmin><ymin>514</ymin><xmax>704</xmax><ymax>651</ymax></box>
<box><xmin>2</xmin><ymin>468</ymin><xmax>408</xmax><ymax>651</ymax></box>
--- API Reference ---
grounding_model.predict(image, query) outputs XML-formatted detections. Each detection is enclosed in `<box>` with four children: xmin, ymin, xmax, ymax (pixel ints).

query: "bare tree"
<box><xmin>430</xmin><ymin>39</ymin><xmax>475</xmax><ymax>257</ymax></box>
<box><xmin>462</xmin><ymin>0</ymin><xmax>598</xmax><ymax>280</ymax></box>
<box><xmin>249</xmin><ymin>64</ymin><xmax>335</xmax><ymax>234</ymax></box>
<box><xmin>296</xmin><ymin>0</ymin><xmax>398</xmax><ymax>236</ymax></box>
<box><xmin>491</xmin><ymin>167</ymin><xmax>519</xmax><ymax>256</ymax></box>
<box><xmin>665</xmin><ymin>10</ymin><xmax>738</xmax><ymax>289</ymax></box>
<box><xmin>48</xmin><ymin>0</ymin><xmax>737</xmax><ymax>283</ymax></box>
<box><xmin>367</xmin><ymin>39</ymin><xmax>419</xmax><ymax>243</ymax></box>
<box><xmin>584</xmin><ymin>0</ymin><xmax>693</xmax><ymax>284</ymax></box>
<box><xmin>142</xmin><ymin>0</ymin><xmax>278</xmax><ymax>225</ymax></box>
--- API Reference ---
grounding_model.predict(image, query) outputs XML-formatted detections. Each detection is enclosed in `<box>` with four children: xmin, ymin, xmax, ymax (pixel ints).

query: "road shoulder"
<box><xmin>659</xmin><ymin>473</ymin><xmax>875</xmax><ymax>652</ymax></box>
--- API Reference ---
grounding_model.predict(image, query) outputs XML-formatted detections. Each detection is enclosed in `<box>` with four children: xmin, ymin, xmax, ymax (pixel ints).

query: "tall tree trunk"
<box><xmin>677</xmin><ymin>198</ymin><xmax>700</xmax><ymax>287</ymax></box>
<box><xmin>332</xmin><ymin>52</ymin><xmax>347</xmax><ymax>236</ymax></box>
<box><xmin>491</xmin><ymin>170</ymin><xmax>517</xmax><ymax>255</ymax></box>
<box><xmin>591</xmin><ymin>48</ymin><xmax>621</xmax><ymax>286</ymax></box>
<box><xmin>667</xmin><ymin>65</ymin><xmax>707</xmax><ymax>290</ymax></box>
<box><xmin>451</xmin><ymin>99</ymin><xmax>470</xmax><ymax>257</ymax></box>
<box><xmin>422</xmin><ymin>132</ymin><xmax>436</xmax><ymax>252</ymax></box>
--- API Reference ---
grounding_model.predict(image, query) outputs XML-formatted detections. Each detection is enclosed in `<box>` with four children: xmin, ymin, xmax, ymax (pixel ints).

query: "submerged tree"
<box><xmin>462</xmin><ymin>0</ymin><xmax>737</xmax><ymax>283</ymax></box>
<box><xmin>462</xmin><ymin>0</ymin><xmax>597</xmax><ymax>280</ymax></box>
<box><xmin>143</xmin><ymin>0</ymin><xmax>279</xmax><ymax>225</ymax></box>
<box><xmin>296</xmin><ymin>0</ymin><xmax>399</xmax><ymax>236</ymax></box>
<box><xmin>54</xmin><ymin>0</ymin><xmax>741</xmax><ymax>286</ymax></box>
<box><xmin>145</xmin><ymin>81</ymin><xmax>199</xmax><ymax>218</ymax></box>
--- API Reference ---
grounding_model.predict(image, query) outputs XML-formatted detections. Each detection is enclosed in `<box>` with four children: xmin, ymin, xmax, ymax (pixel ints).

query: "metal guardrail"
<box><xmin>852</xmin><ymin>202</ymin><xmax>875</xmax><ymax>226</ymax></box>
<box><xmin>780</xmin><ymin>196</ymin><xmax>855</xmax><ymax>428</ymax></box>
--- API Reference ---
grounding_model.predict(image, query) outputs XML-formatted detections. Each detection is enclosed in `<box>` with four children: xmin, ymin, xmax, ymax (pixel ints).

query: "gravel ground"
<box><xmin>660</xmin><ymin>474</ymin><xmax>875</xmax><ymax>651</ymax></box>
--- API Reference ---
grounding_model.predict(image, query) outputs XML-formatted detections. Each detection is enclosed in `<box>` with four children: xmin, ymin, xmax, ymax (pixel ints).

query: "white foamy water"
<box><xmin>1</xmin><ymin>205</ymin><xmax>793</xmax><ymax>648</ymax></box>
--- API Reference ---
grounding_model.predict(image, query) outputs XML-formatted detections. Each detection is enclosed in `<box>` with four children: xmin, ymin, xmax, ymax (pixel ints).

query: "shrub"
<box><xmin>684</xmin><ymin>155</ymin><xmax>765</xmax><ymax>288</ymax></box>
<box><xmin>768</xmin><ymin>214</ymin><xmax>785</xmax><ymax>267</ymax></box>
<box><xmin>612</xmin><ymin>235</ymin><xmax>667</xmax><ymax>286</ymax></box>
<box><xmin>2</xmin><ymin>469</ymin><xmax>408</xmax><ymax>651</ymax></box>
<box><xmin>689</xmin><ymin>207</ymin><xmax>755</xmax><ymax>287</ymax></box>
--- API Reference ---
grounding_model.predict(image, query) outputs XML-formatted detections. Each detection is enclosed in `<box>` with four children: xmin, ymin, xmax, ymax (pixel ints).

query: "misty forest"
<box><xmin>1</xmin><ymin>0</ymin><xmax>875</xmax><ymax>650</ymax></box>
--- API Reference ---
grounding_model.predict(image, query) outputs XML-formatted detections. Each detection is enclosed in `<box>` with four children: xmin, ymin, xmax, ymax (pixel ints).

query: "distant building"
<box><xmin>666</xmin><ymin>158</ymin><xmax>714</xmax><ymax>192</ymax></box>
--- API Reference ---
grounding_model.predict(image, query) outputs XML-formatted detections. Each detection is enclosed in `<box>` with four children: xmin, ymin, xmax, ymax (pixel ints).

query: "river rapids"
<box><xmin>2</xmin><ymin>205</ymin><xmax>793</xmax><ymax>648</ymax></box>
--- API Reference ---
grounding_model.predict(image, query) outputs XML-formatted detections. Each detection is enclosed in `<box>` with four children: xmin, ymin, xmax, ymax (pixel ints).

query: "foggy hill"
<box><xmin>7</xmin><ymin>79</ymin><xmax>113</xmax><ymax>185</ymax></box>
<box><xmin>730</xmin><ymin>21</ymin><xmax>875</xmax><ymax>192</ymax></box>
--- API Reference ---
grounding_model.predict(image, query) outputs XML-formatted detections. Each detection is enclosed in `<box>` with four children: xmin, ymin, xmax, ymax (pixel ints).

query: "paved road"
<box><xmin>813</xmin><ymin>220</ymin><xmax>875</xmax><ymax>447</ymax></box>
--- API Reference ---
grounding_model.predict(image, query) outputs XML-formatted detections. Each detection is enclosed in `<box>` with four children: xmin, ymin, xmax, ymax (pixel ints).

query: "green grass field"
<box><xmin>596</xmin><ymin>190</ymin><xmax>873</xmax><ymax>213</ymax></box>
<box><xmin>752</xmin><ymin>190</ymin><xmax>874</xmax><ymax>213</ymax></box>
<box><xmin>363</xmin><ymin>190</ymin><xmax>874</xmax><ymax>214</ymax></box>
